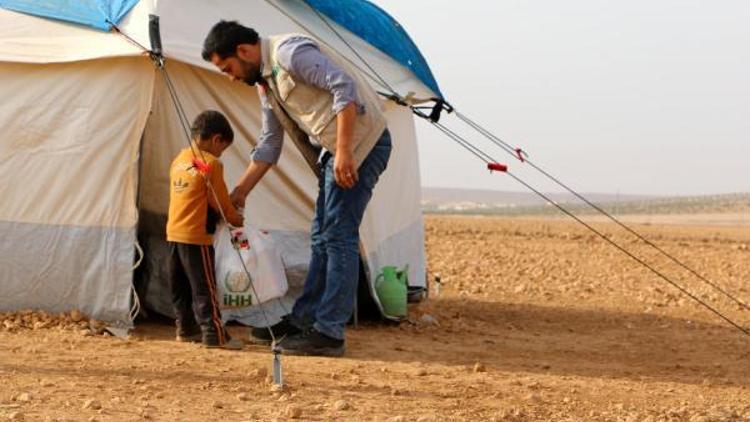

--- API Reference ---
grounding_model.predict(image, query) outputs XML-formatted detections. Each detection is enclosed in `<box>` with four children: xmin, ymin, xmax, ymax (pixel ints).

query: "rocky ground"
<box><xmin>1</xmin><ymin>215</ymin><xmax>750</xmax><ymax>421</ymax></box>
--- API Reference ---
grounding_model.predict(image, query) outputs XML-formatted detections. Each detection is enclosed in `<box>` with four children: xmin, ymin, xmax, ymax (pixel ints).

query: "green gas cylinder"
<box><xmin>375</xmin><ymin>265</ymin><xmax>409</xmax><ymax>318</ymax></box>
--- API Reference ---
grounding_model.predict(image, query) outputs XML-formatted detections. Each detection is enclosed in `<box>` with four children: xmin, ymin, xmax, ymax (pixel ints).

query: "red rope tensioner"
<box><xmin>487</xmin><ymin>162</ymin><xmax>508</xmax><ymax>173</ymax></box>
<box><xmin>192</xmin><ymin>158</ymin><xmax>212</xmax><ymax>175</ymax></box>
<box><xmin>515</xmin><ymin>148</ymin><xmax>527</xmax><ymax>162</ymax></box>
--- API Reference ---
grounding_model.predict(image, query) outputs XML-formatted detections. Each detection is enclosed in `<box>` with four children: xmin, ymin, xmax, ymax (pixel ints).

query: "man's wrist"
<box><xmin>336</xmin><ymin>144</ymin><xmax>352</xmax><ymax>156</ymax></box>
<box><xmin>235</xmin><ymin>185</ymin><xmax>251</xmax><ymax>199</ymax></box>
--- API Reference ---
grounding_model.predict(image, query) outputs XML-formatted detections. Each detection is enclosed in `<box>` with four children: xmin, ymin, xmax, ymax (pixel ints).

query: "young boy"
<box><xmin>166</xmin><ymin>110</ymin><xmax>244</xmax><ymax>349</ymax></box>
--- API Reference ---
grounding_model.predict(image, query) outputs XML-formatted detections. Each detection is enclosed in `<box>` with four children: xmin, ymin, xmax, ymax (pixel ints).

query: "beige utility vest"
<box><xmin>259</xmin><ymin>34</ymin><xmax>387</xmax><ymax>170</ymax></box>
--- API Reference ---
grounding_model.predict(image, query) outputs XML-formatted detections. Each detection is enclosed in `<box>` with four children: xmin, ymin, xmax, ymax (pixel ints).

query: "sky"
<box><xmin>373</xmin><ymin>1</ymin><xmax>749</xmax><ymax>196</ymax></box>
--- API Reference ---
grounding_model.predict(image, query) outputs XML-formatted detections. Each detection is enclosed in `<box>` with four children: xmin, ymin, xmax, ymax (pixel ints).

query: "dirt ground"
<box><xmin>2</xmin><ymin>215</ymin><xmax>750</xmax><ymax>421</ymax></box>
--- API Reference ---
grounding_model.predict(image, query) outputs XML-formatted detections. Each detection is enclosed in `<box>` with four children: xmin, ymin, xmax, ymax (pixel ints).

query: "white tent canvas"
<box><xmin>0</xmin><ymin>0</ymin><xmax>435</xmax><ymax>326</ymax></box>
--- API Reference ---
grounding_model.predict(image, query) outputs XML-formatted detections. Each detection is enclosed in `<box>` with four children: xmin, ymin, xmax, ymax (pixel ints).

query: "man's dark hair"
<box><xmin>202</xmin><ymin>20</ymin><xmax>259</xmax><ymax>61</ymax></box>
<box><xmin>190</xmin><ymin>110</ymin><xmax>234</xmax><ymax>144</ymax></box>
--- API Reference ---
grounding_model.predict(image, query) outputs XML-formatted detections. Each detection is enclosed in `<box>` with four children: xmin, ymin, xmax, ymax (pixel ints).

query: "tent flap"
<box><xmin>0</xmin><ymin>0</ymin><xmax>140</xmax><ymax>31</ymax></box>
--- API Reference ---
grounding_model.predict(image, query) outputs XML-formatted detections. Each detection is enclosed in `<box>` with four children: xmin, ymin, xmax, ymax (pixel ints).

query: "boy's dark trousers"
<box><xmin>166</xmin><ymin>242</ymin><xmax>226</xmax><ymax>345</ymax></box>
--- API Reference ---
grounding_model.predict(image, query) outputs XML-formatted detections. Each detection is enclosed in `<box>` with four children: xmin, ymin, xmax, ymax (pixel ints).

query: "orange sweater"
<box><xmin>166</xmin><ymin>148</ymin><xmax>243</xmax><ymax>245</ymax></box>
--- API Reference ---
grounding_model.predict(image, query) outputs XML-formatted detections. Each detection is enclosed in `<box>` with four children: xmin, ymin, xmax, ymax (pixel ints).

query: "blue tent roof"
<box><xmin>0</xmin><ymin>0</ymin><xmax>139</xmax><ymax>31</ymax></box>
<box><xmin>303</xmin><ymin>0</ymin><xmax>442</xmax><ymax>97</ymax></box>
<box><xmin>0</xmin><ymin>0</ymin><xmax>442</xmax><ymax>97</ymax></box>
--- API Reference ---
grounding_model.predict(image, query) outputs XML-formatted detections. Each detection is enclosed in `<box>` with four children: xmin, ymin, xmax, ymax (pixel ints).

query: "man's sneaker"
<box><xmin>250</xmin><ymin>316</ymin><xmax>301</xmax><ymax>345</ymax></box>
<box><xmin>202</xmin><ymin>331</ymin><xmax>244</xmax><ymax>350</ymax></box>
<box><xmin>280</xmin><ymin>328</ymin><xmax>345</xmax><ymax>357</ymax></box>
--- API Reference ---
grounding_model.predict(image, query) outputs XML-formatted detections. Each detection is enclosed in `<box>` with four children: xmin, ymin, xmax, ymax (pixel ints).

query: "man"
<box><xmin>202</xmin><ymin>21</ymin><xmax>392</xmax><ymax>357</ymax></box>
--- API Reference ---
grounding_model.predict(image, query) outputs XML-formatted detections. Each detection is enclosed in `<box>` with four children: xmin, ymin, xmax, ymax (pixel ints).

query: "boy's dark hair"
<box><xmin>190</xmin><ymin>110</ymin><xmax>234</xmax><ymax>144</ymax></box>
<box><xmin>202</xmin><ymin>20</ymin><xmax>259</xmax><ymax>61</ymax></box>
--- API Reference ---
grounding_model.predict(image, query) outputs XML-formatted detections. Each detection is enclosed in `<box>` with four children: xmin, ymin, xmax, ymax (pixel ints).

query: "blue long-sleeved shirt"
<box><xmin>253</xmin><ymin>36</ymin><xmax>364</xmax><ymax>164</ymax></box>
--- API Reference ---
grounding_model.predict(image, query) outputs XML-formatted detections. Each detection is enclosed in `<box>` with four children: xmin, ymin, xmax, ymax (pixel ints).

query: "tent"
<box><xmin>0</xmin><ymin>0</ymin><xmax>442</xmax><ymax>326</ymax></box>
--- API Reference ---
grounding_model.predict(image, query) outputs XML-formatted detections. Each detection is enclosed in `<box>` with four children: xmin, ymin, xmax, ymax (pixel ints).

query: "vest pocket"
<box><xmin>275</xmin><ymin>71</ymin><xmax>296</xmax><ymax>102</ymax></box>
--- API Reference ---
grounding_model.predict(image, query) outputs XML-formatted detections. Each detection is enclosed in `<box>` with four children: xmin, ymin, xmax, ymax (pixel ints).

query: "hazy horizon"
<box><xmin>374</xmin><ymin>1</ymin><xmax>749</xmax><ymax>196</ymax></box>
<box><xmin>420</xmin><ymin>185</ymin><xmax>748</xmax><ymax>198</ymax></box>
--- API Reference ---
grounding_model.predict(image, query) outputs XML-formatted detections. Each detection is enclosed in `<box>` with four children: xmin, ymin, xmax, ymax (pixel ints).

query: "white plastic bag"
<box><xmin>214</xmin><ymin>223</ymin><xmax>288</xmax><ymax>310</ymax></box>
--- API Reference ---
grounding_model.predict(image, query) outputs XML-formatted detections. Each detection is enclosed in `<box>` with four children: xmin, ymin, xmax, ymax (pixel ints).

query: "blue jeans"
<box><xmin>290</xmin><ymin>129</ymin><xmax>392</xmax><ymax>340</ymax></box>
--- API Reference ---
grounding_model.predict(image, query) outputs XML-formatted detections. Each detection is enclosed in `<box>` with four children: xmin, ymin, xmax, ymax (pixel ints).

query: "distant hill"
<box><xmin>421</xmin><ymin>187</ymin><xmax>750</xmax><ymax>216</ymax></box>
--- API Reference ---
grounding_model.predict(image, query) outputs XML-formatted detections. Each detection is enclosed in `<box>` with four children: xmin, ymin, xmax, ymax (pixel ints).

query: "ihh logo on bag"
<box><xmin>223</xmin><ymin>273</ymin><xmax>253</xmax><ymax>307</ymax></box>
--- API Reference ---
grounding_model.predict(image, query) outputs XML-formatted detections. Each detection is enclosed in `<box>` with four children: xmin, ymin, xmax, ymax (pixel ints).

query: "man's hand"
<box><xmin>334</xmin><ymin>149</ymin><xmax>358</xmax><ymax>189</ymax></box>
<box><xmin>230</xmin><ymin>160</ymin><xmax>273</xmax><ymax>208</ymax></box>
<box><xmin>230</xmin><ymin>187</ymin><xmax>248</xmax><ymax>209</ymax></box>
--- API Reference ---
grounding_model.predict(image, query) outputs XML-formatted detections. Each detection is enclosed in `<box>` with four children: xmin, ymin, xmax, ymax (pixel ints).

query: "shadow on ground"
<box><xmin>350</xmin><ymin>297</ymin><xmax>750</xmax><ymax>387</ymax></box>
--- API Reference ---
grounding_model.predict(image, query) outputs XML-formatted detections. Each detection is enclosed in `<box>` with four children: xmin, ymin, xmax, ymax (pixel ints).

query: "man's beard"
<box><xmin>242</xmin><ymin>62</ymin><xmax>262</xmax><ymax>86</ymax></box>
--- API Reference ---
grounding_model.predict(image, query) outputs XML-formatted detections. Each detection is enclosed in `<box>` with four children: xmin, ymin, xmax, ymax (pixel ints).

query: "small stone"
<box><xmin>420</xmin><ymin>314</ymin><xmax>439</xmax><ymax>326</ymax></box>
<box><xmin>139</xmin><ymin>408</ymin><xmax>154</xmax><ymax>420</ymax></box>
<box><xmin>237</xmin><ymin>393</ymin><xmax>250</xmax><ymax>401</ymax></box>
<box><xmin>389</xmin><ymin>416</ymin><xmax>406</xmax><ymax>422</ymax></box>
<box><xmin>212</xmin><ymin>401</ymin><xmax>224</xmax><ymax>409</ymax></box>
<box><xmin>415</xmin><ymin>368</ymin><xmax>428</xmax><ymax>376</ymax></box>
<box><xmin>524</xmin><ymin>393</ymin><xmax>542</xmax><ymax>403</ymax></box>
<box><xmin>9</xmin><ymin>412</ymin><xmax>24</xmax><ymax>421</ymax></box>
<box><xmin>83</xmin><ymin>399</ymin><xmax>102</xmax><ymax>410</ymax></box>
<box><xmin>333</xmin><ymin>400</ymin><xmax>350</xmax><ymax>411</ymax></box>
<box><xmin>286</xmin><ymin>406</ymin><xmax>302</xmax><ymax>419</ymax></box>
<box><xmin>70</xmin><ymin>309</ymin><xmax>84</xmax><ymax>322</ymax></box>
<box><xmin>17</xmin><ymin>392</ymin><xmax>32</xmax><ymax>402</ymax></box>
<box><xmin>40</xmin><ymin>380</ymin><xmax>55</xmax><ymax>387</ymax></box>
<box><xmin>473</xmin><ymin>362</ymin><xmax>486</xmax><ymax>373</ymax></box>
